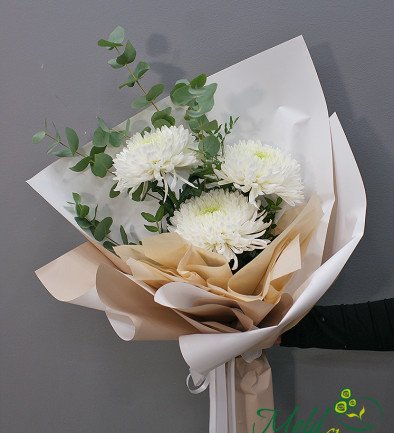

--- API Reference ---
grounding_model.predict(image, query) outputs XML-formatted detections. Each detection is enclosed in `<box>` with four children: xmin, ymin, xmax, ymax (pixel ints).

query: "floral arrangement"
<box><xmin>29</xmin><ymin>28</ymin><xmax>366</xmax><ymax>432</ymax></box>
<box><xmin>33</xmin><ymin>26</ymin><xmax>304</xmax><ymax>272</ymax></box>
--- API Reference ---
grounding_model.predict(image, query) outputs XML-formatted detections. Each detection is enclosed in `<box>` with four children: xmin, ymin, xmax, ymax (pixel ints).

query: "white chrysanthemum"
<box><xmin>113</xmin><ymin>125</ymin><xmax>198</xmax><ymax>196</ymax></box>
<box><xmin>168</xmin><ymin>189</ymin><xmax>271</xmax><ymax>270</ymax></box>
<box><xmin>215</xmin><ymin>140</ymin><xmax>304</xmax><ymax>206</ymax></box>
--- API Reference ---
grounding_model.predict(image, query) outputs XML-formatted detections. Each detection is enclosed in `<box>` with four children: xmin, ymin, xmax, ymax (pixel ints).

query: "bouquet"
<box><xmin>28</xmin><ymin>27</ymin><xmax>366</xmax><ymax>433</ymax></box>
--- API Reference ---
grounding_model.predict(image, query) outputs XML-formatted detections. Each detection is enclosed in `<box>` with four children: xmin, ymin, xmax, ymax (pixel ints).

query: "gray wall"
<box><xmin>1</xmin><ymin>1</ymin><xmax>393</xmax><ymax>432</ymax></box>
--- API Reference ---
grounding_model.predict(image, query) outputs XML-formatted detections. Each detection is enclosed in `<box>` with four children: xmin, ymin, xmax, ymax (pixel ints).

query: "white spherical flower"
<box><xmin>168</xmin><ymin>189</ymin><xmax>271</xmax><ymax>270</ymax></box>
<box><xmin>113</xmin><ymin>125</ymin><xmax>198</xmax><ymax>195</ymax></box>
<box><xmin>215</xmin><ymin>140</ymin><xmax>304</xmax><ymax>207</ymax></box>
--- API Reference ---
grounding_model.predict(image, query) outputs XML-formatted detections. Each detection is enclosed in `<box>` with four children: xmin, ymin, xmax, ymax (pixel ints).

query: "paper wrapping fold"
<box><xmin>28</xmin><ymin>34</ymin><xmax>366</xmax><ymax>432</ymax></box>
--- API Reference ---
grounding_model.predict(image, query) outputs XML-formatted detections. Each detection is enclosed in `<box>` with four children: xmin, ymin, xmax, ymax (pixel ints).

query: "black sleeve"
<box><xmin>280</xmin><ymin>298</ymin><xmax>394</xmax><ymax>351</ymax></box>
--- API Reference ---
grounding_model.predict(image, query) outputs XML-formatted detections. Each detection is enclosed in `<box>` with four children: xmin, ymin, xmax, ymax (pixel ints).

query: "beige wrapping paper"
<box><xmin>34</xmin><ymin>195</ymin><xmax>322</xmax><ymax>433</ymax></box>
<box><xmin>235</xmin><ymin>356</ymin><xmax>274</xmax><ymax>433</ymax></box>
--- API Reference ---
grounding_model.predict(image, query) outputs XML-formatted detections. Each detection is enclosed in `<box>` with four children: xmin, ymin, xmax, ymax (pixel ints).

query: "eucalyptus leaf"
<box><xmin>97</xmin><ymin>117</ymin><xmax>110</xmax><ymax>133</ymax></box>
<box><xmin>108</xmin><ymin>26</ymin><xmax>125</xmax><ymax>44</ymax></box>
<box><xmin>90</xmin><ymin>146</ymin><xmax>105</xmax><ymax>157</ymax></box>
<box><xmin>134</xmin><ymin>61</ymin><xmax>150</xmax><ymax>78</ymax></box>
<box><xmin>119</xmin><ymin>75</ymin><xmax>136</xmax><ymax>89</ymax></box>
<box><xmin>188</xmin><ymin>116</ymin><xmax>218</xmax><ymax>132</ymax></box>
<box><xmin>74</xmin><ymin>217</ymin><xmax>92</xmax><ymax>230</ymax></box>
<box><xmin>76</xmin><ymin>203</ymin><xmax>89</xmax><ymax>218</ymax></box>
<box><xmin>152</xmin><ymin>118</ymin><xmax>171</xmax><ymax>129</ymax></box>
<box><xmin>155</xmin><ymin>205</ymin><xmax>165</xmax><ymax>221</ymax></box>
<box><xmin>94</xmin><ymin>217</ymin><xmax>113</xmax><ymax>241</ymax></box>
<box><xmin>125</xmin><ymin>119</ymin><xmax>131</xmax><ymax>134</ymax></box>
<box><xmin>53</xmin><ymin>148</ymin><xmax>73</xmax><ymax>157</ymax></box>
<box><xmin>70</xmin><ymin>157</ymin><xmax>91</xmax><ymax>172</ymax></box>
<box><xmin>92</xmin><ymin>127</ymin><xmax>109</xmax><ymax>148</ymax></box>
<box><xmin>146</xmin><ymin>83</ymin><xmax>164</xmax><ymax>101</ymax></box>
<box><xmin>120</xmin><ymin>225</ymin><xmax>128</xmax><ymax>244</ymax></box>
<box><xmin>132</xmin><ymin>96</ymin><xmax>150</xmax><ymax>109</ymax></box>
<box><xmin>91</xmin><ymin>153</ymin><xmax>113</xmax><ymax>177</ymax></box>
<box><xmin>65</xmin><ymin>127</ymin><xmax>79</xmax><ymax>155</ymax></box>
<box><xmin>200</xmin><ymin>135</ymin><xmax>220</xmax><ymax>157</ymax></box>
<box><xmin>141</xmin><ymin>212</ymin><xmax>156</xmax><ymax>223</ymax></box>
<box><xmin>116</xmin><ymin>41</ymin><xmax>136</xmax><ymax>65</ymax></box>
<box><xmin>97</xmin><ymin>39</ymin><xmax>123</xmax><ymax>49</ymax></box>
<box><xmin>190</xmin><ymin>73</ymin><xmax>207</xmax><ymax>88</ymax></box>
<box><xmin>170</xmin><ymin>83</ymin><xmax>193</xmax><ymax>105</ymax></box>
<box><xmin>140</xmin><ymin>126</ymin><xmax>151</xmax><ymax>136</ymax></box>
<box><xmin>109</xmin><ymin>182</ymin><xmax>121</xmax><ymax>198</ymax></box>
<box><xmin>131</xmin><ymin>183</ymin><xmax>144</xmax><ymax>201</ymax></box>
<box><xmin>151</xmin><ymin>109</ymin><xmax>175</xmax><ymax>127</ymax></box>
<box><xmin>72</xmin><ymin>192</ymin><xmax>81</xmax><ymax>204</ymax></box>
<box><xmin>109</xmin><ymin>131</ymin><xmax>123</xmax><ymax>147</ymax></box>
<box><xmin>108</xmin><ymin>58</ymin><xmax>123</xmax><ymax>69</ymax></box>
<box><xmin>144</xmin><ymin>225</ymin><xmax>159</xmax><ymax>233</ymax></box>
<box><xmin>103</xmin><ymin>241</ymin><xmax>116</xmax><ymax>252</ymax></box>
<box><xmin>32</xmin><ymin>131</ymin><xmax>46</xmax><ymax>144</ymax></box>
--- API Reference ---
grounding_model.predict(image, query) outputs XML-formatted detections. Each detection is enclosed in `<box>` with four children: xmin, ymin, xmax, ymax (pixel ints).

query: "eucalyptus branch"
<box><xmin>86</xmin><ymin>216</ymin><xmax>119</xmax><ymax>246</ymax></box>
<box><xmin>115</xmin><ymin>46</ymin><xmax>160</xmax><ymax>112</ymax></box>
<box><xmin>45</xmin><ymin>132</ymin><xmax>87</xmax><ymax>158</ymax></box>
<box><xmin>70</xmin><ymin>193</ymin><xmax>120</xmax><ymax>250</ymax></box>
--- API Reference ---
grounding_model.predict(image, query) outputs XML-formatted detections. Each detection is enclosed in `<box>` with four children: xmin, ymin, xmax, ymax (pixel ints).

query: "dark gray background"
<box><xmin>1</xmin><ymin>1</ymin><xmax>393</xmax><ymax>432</ymax></box>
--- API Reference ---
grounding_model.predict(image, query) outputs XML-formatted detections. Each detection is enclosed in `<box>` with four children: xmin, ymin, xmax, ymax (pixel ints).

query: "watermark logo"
<box><xmin>333</xmin><ymin>387</ymin><xmax>383</xmax><ymax>432</ymax></box>
<box><xmin>253</xmin><ymin>387</ymin><xmax>384</xmax><ymax>433</ymax></box>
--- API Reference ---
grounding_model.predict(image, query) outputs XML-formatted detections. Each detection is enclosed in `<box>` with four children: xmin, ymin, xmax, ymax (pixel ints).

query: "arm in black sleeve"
<box><xmin>280</xmin><ymin>298</ymin><xmax>394</xmax><ymax>351</ymax></box>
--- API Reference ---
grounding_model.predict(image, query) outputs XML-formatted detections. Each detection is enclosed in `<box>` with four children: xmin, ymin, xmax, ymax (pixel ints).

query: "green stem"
<box><xmin>115</xmin><ymin>47</ymin><xmax>160</xmax><ymax>112</ymax></box>
<box><xmin>45</xmin><ymin>133</ymin><xmax>87</xmax><ymax>158</ymax></box>
<box><xmin>146</xmin><ymin>192</ymin><xmax>161</xmax><ymax>201</ymax></box>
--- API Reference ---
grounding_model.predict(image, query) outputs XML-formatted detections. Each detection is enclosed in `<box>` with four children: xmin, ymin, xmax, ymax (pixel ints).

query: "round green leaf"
<box><xmin>109</xmin><ymin>131</ymin><xmax>124</xmax><ymax>147</ymax></box>
<box><xmin>132</xmin><ymin>96</ymin><xmax>150</xmax><ymax>110</ymax></box>
<box><xmin>32</xmin><ymin>131</ymin><xmax>46</xmax><ymax>144</ymax></box>
<box><xmin>75</xmin><ymin>217</ymin><xmax>92</xmax><ymax>230</ymax></box>
<box><xmin>91</xmin><ymin>153</ymin><xmax>113</xmax><ymax>177</ymax></box>
<box><xmin>146</xmin><ymin>84</ymin><xmax>164</xmax><ymax>101</ymax></box>
<box><xmin>151</xmin><ymin>109</ymin><xmax>175</xmax><ymax>127</ymax></box>
<box><xmin>108</xmin><ymin>26</ymin><xmax>125</xmax><ymax>44</ymax></box>
<box><xmin>190</xmin><ymin>73</ymin><xmax>207</xmax><ymax>88</ymax></box>
<box><xmin>97</xmin><ymin>117</ymin><xmax>110</xmax><ymax>133</ymax></box>
<box><xmin>76</xmin><ymin>203</ymin><xmax>89</xmax><ymax>218</ymax></box>
<box><xmin>152</xmin><ymin>118</ymin><xmax>171</xmax><ymax>129</ymax></box>
<box><xmin>170</xmin><ymin>83</ymin><xmax>193</xmax><ymax>105</ymax></box>
<box><xmin>200</xmin><ymin>135</ymin><xmax>220</xmax><ymax>157</ymax></box>
<box><xmin>116</xmin><ymin>41</ymin><xmax>136</xmax><ymax>65</ymax></box>
<box><xmin>108</xmin><ymin>58</ymin><xmax>123</xmax><ymax>69</ymax></box>
<box><xmin>134</xmin><ymin>61</ymin><xmax>150</xmax><ymax>78</ymax></box>
<box><xmin>119</xmin><ymin>75</ymin><xmax>136</xmax><ymax>89</ymax></box>
<box><xmin>93</xmin><ymin>127</ymin><xmax>109</xmax><ymax>148</ymax></box>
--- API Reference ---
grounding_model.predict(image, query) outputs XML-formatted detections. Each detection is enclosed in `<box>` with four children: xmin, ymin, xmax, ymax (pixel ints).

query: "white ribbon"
<box><xmin>188</xmin><ymin>349</ymin><xmax>262</xmax><ymax>433</ymax></box>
